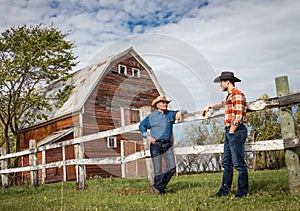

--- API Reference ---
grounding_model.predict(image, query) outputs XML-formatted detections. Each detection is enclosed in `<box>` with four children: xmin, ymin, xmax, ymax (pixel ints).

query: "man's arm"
<box><xmin>139</xmin><ymin>116</ymin><xmax>157</xmax><ymax>144</ymax></box>
<box><xmin>201</xmin><ymin>102</ymin><xmax>225</xmax><ymax>117</ymax></box>
<box><xmin>229</xmin><ymin>91</ymin><xmax>246</xmax><ymax>133</ymax></box>
<box><xmin>139</xmin><ymin>116</ymin><xmax>150</xmax><ymax>137</ymax></box>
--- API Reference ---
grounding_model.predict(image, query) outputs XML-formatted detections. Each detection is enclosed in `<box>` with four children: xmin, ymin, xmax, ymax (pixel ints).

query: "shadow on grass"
<box><xmin>249</xmin><ymin>179</ymin><xmax>289</xmax><ymax>194</ymax></box>
<box><xmin>165</xmin><ymin>170</ymin><xmax>290</xmax><ymax>195</ymax></box>
<box><xmin>166</xmin><ymin>180</ymin><xmax>204</xmax><ymax>193</ymax></box>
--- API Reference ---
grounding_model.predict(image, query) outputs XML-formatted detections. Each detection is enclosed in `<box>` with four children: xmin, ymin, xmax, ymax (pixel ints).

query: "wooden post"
<box><xmin>1</xmin><ymin>147</ymin><xmax>9</xmax><ymax>188</ymax></box>
<box><xmin>29</xmin><ymin>139</ymin><xmax>39</xmax><ymax>188</ymax></box>
<box><xmin>139</xmin><ymin>106</ymin><xmax>154</xmax><ymax>186</ymax></box>
<box><xmin>275</xmin><ymin>76</ymin><xmax>300</xmax><ymax>193</ymax></box>
<box><xmin>21</xmin><ymin>156</ymin><xmax>24</xmax><ymax>184</ymax></box>
<box><xmin>120</xmin><ymin>140</ymin><xmax>125</xmax><ymax>178</ymax></box>
<box><xmin>41</xmin><ymin>150</ymin><xmax>46</xmax><ymax>184</ymax></box>
<box><xmin>62</xmin><ymin>146</ymin><xmax>67</xmax><ymax>182</ymax></box>
<box><xmin>74</xmin><ymin>127</ymin><xmax>85</xmax><ymax>190</ymax></box>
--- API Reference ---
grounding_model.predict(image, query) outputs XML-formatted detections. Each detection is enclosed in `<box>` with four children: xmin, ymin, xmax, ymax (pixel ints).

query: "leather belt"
<box><xmin>225</xmin><ymin>124</ymin><xmax>243</xmax><ymax>130</ymax></box>
<box><xmin>156</xmin><ymin>139</ymin><xmax>170</xmax><ymax>143</ymax></box>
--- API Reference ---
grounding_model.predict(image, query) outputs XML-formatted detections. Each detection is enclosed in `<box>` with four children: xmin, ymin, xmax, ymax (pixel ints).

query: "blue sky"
<box><xmin>1</xmin><ymin>0</ymin><xmax>300</xmax><ymax>113</ymax></box>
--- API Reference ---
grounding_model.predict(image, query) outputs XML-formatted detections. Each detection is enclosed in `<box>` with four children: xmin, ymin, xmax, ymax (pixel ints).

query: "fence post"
<box><xmin>29</xmin><ymin>139</ymin><xmax>39</xmax><ymax>188</ymax></box>
<box><xmin>1</xmin><ymin>147</ymin><xmax>9</xmax><ymax>188</ymax></box>
<box><xmin>41</xmin><ymin>150</ymin><xmax>46</xmax><ymax>184</ymax></box>
<box><xmin>139</xmin><ymin>106</ymin><xmax>154</xmax><ymax>186</ymax></box>
<box><xmin>74</xmin><ymin>127</ymin><xmax>85</xmax><ymax>190</ymax></box>
<box><xmin>62</xmin><ymin>146</ymin><xmax>67</xmax><ymax>182</ymax></box>
<box><xmin>275</xmin><ymin>76</ymin><xmax>300</xmax><ymax>193</ymax></box>
<box><xmin>120</xmin><ymin>140</ymin><xmax>125</xmax><ymax>178</ymax></box>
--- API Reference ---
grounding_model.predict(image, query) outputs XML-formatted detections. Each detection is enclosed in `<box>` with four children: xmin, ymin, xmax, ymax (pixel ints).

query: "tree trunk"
<box><xmin>4</xmin><ymin>131</ymin><xmax>10</xmax><ymax>154</ymax></box>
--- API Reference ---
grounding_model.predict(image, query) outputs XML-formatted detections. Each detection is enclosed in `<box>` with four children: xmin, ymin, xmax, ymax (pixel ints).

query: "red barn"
<box><xmin>18</xmin><ymin>48</ymin><xmax>164</xmax><ymax>183</ymax></box>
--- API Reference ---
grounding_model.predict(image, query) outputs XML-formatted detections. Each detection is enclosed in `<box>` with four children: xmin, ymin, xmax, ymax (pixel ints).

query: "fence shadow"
<box><xmin>167</xmin><ymin>180</ymin><xmax>205</xmax><ymax>193</ymax></box>
<box><xmin>248</xmin><ymin>170</ymin><xmax>289</xmax><ymax>194</ymax></box>
<box><xmin>166</xmin><ymin>169</ymin><xmax>290</xmax><ymax>195</ymax></box>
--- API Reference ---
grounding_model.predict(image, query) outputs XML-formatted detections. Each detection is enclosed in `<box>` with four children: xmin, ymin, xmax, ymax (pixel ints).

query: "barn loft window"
<box><xmin>132</xmin><ymin>68</ymin><xmax>140</xmax><ymax>78</ymax></box>
<box><xmin>107</xmin><ymin>136</ymin><xmax>117</xmax><ymax>148</ymax></box>
<box><xmin>118</xmin><ymin>64</ymin><xmax>127</xmax><ymax>75</ymax></box>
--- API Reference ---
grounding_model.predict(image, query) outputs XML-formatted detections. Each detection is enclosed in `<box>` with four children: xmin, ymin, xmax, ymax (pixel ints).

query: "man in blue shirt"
<box><xmin>139</xmin><ymin>95</ymin><xmax>182</xmax><ymax>194</ymax></box>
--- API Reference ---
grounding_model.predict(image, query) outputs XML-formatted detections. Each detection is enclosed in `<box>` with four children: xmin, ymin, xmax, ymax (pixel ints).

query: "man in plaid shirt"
<box><xmin>202</xmin><ymin>71</ymin><xmax>248</xmax><ymax>198</ymax></box>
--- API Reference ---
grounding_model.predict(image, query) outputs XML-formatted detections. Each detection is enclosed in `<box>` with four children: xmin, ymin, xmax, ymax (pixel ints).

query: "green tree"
<box><xmin>246</xmin><ymin>94</ymin><xmax>284</xmax><ymax>170</ymax></box>
<box><xmin>0</xmin><ymin>24</ymin><xmax>77</xmax><ymax>154</ymax></box>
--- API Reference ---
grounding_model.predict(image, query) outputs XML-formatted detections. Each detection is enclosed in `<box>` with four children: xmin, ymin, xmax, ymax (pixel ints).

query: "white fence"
<box><xmin>1</xmin><ymin>76</ymin><xmax>300</xmax><ymax>193</ymax></box>
<box><xmin>1</xmin><ymin>108</ymin><xmax>299</xmax><ymax>188</ymax></box>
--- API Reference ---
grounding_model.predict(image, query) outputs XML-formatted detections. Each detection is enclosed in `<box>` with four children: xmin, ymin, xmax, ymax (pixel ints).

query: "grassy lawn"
<box><xmin>0</xmin><ymin>169</ymin><xmax>299</xmax><ymax>210</ymax></box>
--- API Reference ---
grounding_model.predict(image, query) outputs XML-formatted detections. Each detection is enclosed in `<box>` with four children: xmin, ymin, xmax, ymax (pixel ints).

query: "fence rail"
<box><xmin>1</xmin><ymin>137</ymin><xmax>299</xmax><ymax>175</ymax></box>
<box><xmin>0</xmin><ymin>76</ymin><xmax>300</xmax><ymax>193</ymax></box>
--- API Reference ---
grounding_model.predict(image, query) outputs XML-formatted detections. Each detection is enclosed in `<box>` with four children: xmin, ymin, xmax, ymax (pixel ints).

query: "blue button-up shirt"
<box><xmin>139</xmin><ymin>110</ymin><xmax>178</xmax><ymax>140</ymax></box>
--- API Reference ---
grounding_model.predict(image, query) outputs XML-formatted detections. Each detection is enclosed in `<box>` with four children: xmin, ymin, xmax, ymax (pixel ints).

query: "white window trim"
<box><xmin>132</xmin><ymin>68</ymin><xmax>140</xmax><ymax>78</ymax></box>
<box><xmin>118</xmin><ymin>64</ymin><xmax>127</xmax><ymax>75</ymax></box>
<box><xmin>120</xmin><ymin>107</ymin><xmax>140</xmax><ymax>127</ymax></box>
<box><xmin>107</xmin><ymin>136</ymin><xmax>117</xmax><ymax>148</ymax></box>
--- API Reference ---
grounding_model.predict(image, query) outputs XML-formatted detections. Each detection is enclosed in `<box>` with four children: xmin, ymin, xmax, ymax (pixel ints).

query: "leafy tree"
<box><xmin>246</xmin><ymin>94</ymin><xmax>284</xmax><ymax>170</ymax></box>
<box><xmin>0</xmin><ymin>24</ymin><xmax>77</xmax><ymax>154</ymax></box>
<box><xmin>292</xmin><ymin>105</ymin><xmax>300</xmax><ymax>156</ymax></box>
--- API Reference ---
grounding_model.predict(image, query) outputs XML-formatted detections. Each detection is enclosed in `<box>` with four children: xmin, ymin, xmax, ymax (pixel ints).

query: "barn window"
<box><xmin>121</xmin><ymin>108</ymin><xmax>140</xmax><ymax>127</ymax></box>
<box><xmin>132</xmin><ymin>68</ymin><xmax>140</xmax><ymax>78</ymax></box>
<box><xmin>107</xmin><ymin>136</ymin><xmax>117</xmax><ymax>148</ymax></box>
<box><xmin>118</xmin><ymin>64</ymin><xmax>127</xmax><ymax>75</ymax></box>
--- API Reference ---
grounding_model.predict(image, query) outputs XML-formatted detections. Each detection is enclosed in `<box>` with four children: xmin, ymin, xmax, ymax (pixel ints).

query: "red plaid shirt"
<box><xmin>224</xmin><ymin>87</ymin><xmax>247</xmax><ymax>127</ymax></box>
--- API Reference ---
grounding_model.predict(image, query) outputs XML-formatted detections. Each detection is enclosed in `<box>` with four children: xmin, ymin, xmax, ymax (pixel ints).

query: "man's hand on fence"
<box><xmin>201</xmin><ymin>106</ymin><xmax>211</xmax><ymax>117</ymax></box>
<box><xmin>175</xmin><ymin>109</ymin><xmax>188</xmax><ymax>123</ymax></box>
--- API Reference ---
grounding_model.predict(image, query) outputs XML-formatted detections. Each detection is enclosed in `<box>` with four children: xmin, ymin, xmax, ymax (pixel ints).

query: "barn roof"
<box><xmin>21</xmin><ymin>47</ymin><xmax>163</xmax><ymax>130</ymax></box>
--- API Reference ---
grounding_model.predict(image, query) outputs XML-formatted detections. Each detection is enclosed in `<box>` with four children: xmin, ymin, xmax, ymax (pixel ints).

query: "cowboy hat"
<box><xmin>151</xmin><ymin>95</ymin><xmax>171</xmax><ymax>106</ymax></box>
<box><xmin>213</xmin><ymin>71</ymin><xmax>242</xmax><ymax>83</ymax></box>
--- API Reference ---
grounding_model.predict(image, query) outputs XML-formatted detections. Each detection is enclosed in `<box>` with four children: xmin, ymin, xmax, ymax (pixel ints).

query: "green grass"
<box><xmin>0</xmin><ymin>169</ymin><xmax>299</xmax><ymax>210</ymax></box>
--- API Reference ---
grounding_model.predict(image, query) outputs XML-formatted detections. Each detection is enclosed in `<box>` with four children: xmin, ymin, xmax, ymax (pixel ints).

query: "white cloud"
<box><xmin>1</xmin><ymin>0</ymin><xmax>299</xmax><ymax>107</ymax></box>
<box><xmin>144</xmin><ymin>0</ymin><xmax>300</xmax><ymax>101</ymax></box>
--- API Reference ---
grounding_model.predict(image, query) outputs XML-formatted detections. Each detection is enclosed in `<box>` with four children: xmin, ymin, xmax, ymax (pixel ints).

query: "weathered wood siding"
<box><xmin>83</xmin><ymin>54</ymin><xmax>160</xmax><ymax>178</ymax></box>
<box><xmin>18</xmin><ymin>116</ymin><xmax>79</xmax><ymax>183</ymax></box>
<box><xmin>123</xmin><ymin>141</ymin><xmax>147</xmax><ymax>177</ymax></box>
<box><xmin>19</xmin><ymin>116</ymin><xmax>79</xmax><ymax>150</ymax></box>
<box><xmin>44</xmin><ymin>135</ymin><xmax>75</xmax><ymax>183</ymax></box>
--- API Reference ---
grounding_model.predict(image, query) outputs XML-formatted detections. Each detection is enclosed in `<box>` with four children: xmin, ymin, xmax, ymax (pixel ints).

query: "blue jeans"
<box><xmin>218</xmin><ymin>124</ymin><xmax>248</xmax><ymax>196</ymax></box>
<box><xmin>150</xmin><ymin>142</ymin><xmax>176</xmax><ymax>192</ymax></box>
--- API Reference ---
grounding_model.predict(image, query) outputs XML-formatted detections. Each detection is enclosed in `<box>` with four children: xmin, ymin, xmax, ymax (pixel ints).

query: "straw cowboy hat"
<box><xmin>151</xmin><ymin>95</ymin><xmax>171</xmax><ymax>106</ymax></box>
<box><xmin>213</xmin><ymin>71</ymin><xmax>242</xmax><ymax>83</ymax></box>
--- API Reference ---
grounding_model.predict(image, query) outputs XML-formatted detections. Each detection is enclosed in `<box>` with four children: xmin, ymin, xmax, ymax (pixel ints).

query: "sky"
<box><xmin>1</xmin><ymin>0</ymin><xmax>300</xmax><ymax>113</ymax></box>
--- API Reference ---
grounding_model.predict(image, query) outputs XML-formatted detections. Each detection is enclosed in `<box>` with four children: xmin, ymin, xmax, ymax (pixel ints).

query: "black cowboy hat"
<box><xmin>213</xmin><ymin>71</ymin><xmax>242</xmax><ymax>83</ymax></box>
